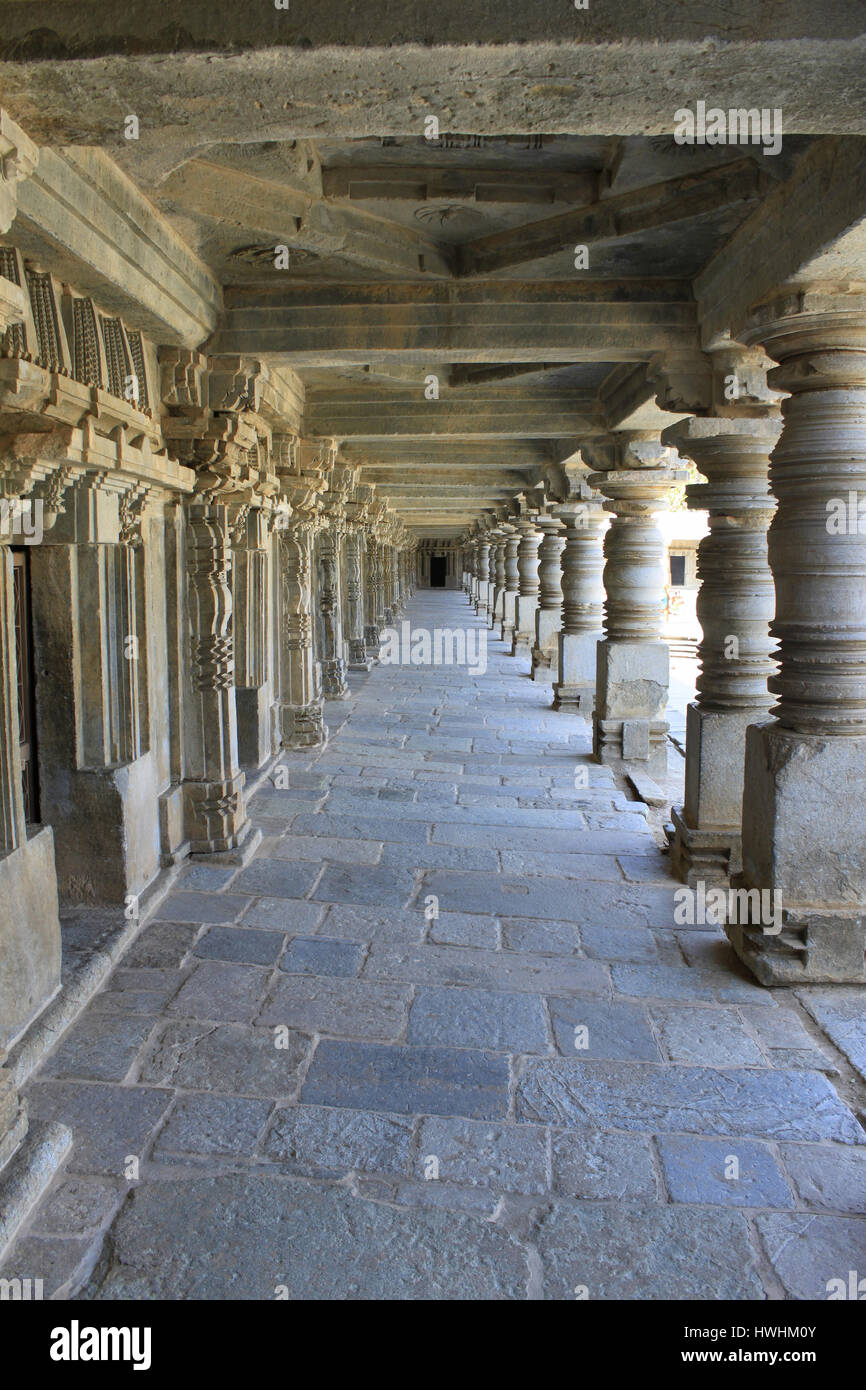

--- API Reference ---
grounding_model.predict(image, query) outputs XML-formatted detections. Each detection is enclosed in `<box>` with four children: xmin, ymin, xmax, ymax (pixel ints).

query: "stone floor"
<box><xmin>2</xmin><ymin>591</ymin><xmax>866</xmax><ymax>1300</ymax></box>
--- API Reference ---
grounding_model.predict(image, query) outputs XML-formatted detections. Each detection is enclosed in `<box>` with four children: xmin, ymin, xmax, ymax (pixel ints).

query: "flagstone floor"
<box><xmin>2</xmin><ymin>591</ymin><xmax>865</xmax><ymax>1299</ymax></box>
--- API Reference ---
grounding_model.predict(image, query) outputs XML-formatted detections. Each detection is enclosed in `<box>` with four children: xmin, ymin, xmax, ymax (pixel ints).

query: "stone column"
<box><xmin>491</xmin><ymin>531</ymin><xmax>507</xmax><ymax>628</ymax></box>
<box><xmin>364</xmin><ymin>532</ymin><xmax>381</xmax><ymax>659</ymax></box>
<box><xmin>511</xmin><ymin>518</ymin><xmax>542</xmax><ymax>656</ymax></box>
<box><xmin>665</xmin><ymin>413</ymin><xmax>780</xmax><ymax>885</ymax></box>
<box><xmin>728</xmin><ymin>288</ymin><xmax>866</xmax><ymax>984</ymax></box>
<box><xmin>317</xmin><ymin>512</ymin><xmax>349</xmax><ymax>700</ymax></box>
<box><xmin>274</xmin><ymin>516</ymin><xmax>327</xmax><ymax>748</ymax></box>
<box><xmin>500</xmin><ymin>527</ymin><xmax>520</xmax><ymax>644</ymax></box>
<box><xmin>531</xmin><ymin>514</ymin><xmax>566</xmax><ymax>681</ymax></box>
<box><xmin>344</xmin><ymin>525</ymin><xmax>371</xmax><ymax>670</ymax></box>
<box><xmin>589</xmin><ymin>442</ymin><xmax>685</xmax><ymax>773</ymax></box>
<box><xmin>474</xmin><ymin>538</ymin><xmax>491</xmax><ymax>616</ymax></box>
<box><xmin>382</xmin><ymin>543</ymin><xmax>395</xmax><ymax>625</ymax></box>
<box><xmin>552</xmin><ymin>497</ymin><xmax>607</xmax><ymax>716</ymax></box>
<box><xmin>231</xmin><ymin>505</ymin><xmax>272</xmax><ymax>769</ymax></box>
<box><xmin>184</xmin><ymin>501</ymin><xmax>257</xmax><ymax>852</ymax></box>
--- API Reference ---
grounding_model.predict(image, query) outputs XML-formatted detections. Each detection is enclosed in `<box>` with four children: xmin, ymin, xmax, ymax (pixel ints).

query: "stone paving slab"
<box><xmin>2</xmin><ymin>591</ymin><xmax>865</xmax><ymax>1300</ymax></box>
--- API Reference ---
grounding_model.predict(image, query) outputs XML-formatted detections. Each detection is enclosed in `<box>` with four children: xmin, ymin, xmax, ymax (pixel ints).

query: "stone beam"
<box><xmin>339</xmin><ymin>441</ymin><xmax>553</xmax><ymax>469</ymax></box>
<box><xmin>696</xmin><ymin>136</ymin><xmax>866</xmax><ymax>343</ymax></box>
<box><xmin>322</xmin><ymin>164</ymin><xmax>598</xmax><ymax>206</ymax></box>
<box><xmin>11</xmin><ymin>146</ymin><xmax>220</xmax><ymax>346</ymax></box>
<box><xmin>305</xmin><ymin>388</ymin><xmax>599</xmax><ymax>439</ymax></box>
<box><xmin>209</xmin><ymin>281</ymin><xmax>697</xmax><ymax>363</ymax></box>
<box><xmin>159</xmin><ymin>159</ymin><xmax>454</xmax><ymax>279</ymax></box>
<box><xmin>457</xmin><ymin>158</ymin><xmax>770</xmax><ymax>277</ymax></box>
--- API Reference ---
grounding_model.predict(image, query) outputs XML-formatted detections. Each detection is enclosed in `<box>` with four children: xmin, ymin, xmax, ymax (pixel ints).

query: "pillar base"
<box><xmin>530</xmin><ymin>648</ymin><xmax>556</xmax><ymax>681</ymax></box>
<box><xmin>183</xmin><ymin>773</ymin><xmax>251</xmax><ymax>856</ymax></box>
<box><xmin>364</xmin><ymin>625</ymin><xmax>381</xmax><ymax>660</ymax></box>
<box><xmin>322</xmin><ymin>659</ymin><xmax>350</xmax><ymax>700</ymax></box>
<box><xmin>511</xmin><ymin>631</ymin><xmax>533</xmax><ymax>656</ymax></box>
<box><xmin>594</xmin><ymin>717</ymin><xmax>670</xmax><ymax>778</ymax></box>
<box><xmin>727</xmin><ymin>910</ymin><xmax>866</xmax><ymax>986</ymax></box>
<box><xmin>552</xmin><ymin>683</ymin><xmax>594</xmax><ymax>717</ymax></box>
<box><xmin>669</xmin><ymin>804</ymin><xmax>740</xmax><ymax>887</ymax></box>
<box><xmin>347</xmin><ymin>639</ymin><xmax>373</xmax><ymax>672</ymax></box>
<box><xmin>277</xmin><ymin>699</ymin><xmax>328</xmax><ymax>750</ymax></box>
<box><xmin>0</xmin><ymin>827</ymin><xmax>62</xmax><ymax>1049</ymax></box>
<box><xmin>731</xmin><ymin>722</ymin><xmax>866</xmax><ymax>984</ymax></box>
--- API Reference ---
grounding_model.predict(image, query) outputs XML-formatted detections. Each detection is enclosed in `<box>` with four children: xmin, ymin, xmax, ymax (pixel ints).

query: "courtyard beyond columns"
<box><xmin>1</xmin><ymin>591</ymin><xmax>864</xmax><ymax>1299</ymax></box>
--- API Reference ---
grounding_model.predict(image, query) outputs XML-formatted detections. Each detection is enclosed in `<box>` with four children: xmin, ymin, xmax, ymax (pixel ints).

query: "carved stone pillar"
<box><xmin>531</xmin><ymin>515</ymin><xmax>565</xmax><ymax>681</ymax></box>
<box><xmin>552</xmin><ymin>498</ymin><xmax>607</xmax><ymax>717</ymax></box>
<box><xmin>344</xmin><ymin>525</ymin><xmax>371</xmax><ymax>670</ymax></box>
<box><xmin>364</xmin><ymin>532</ymin><xmax>381</xmax><ymax>659</ymax></box>
<box><xmin>474</xmin><ymin>539</ymin><xmax>491</xmax><ymax>616</ymax></box>
<box><xmin>231</xmin><ymin>505</ymin><xmax>272</xmax><ymax>768</ymax></box>
<box><xmin>589</xmin><ymin>441</ymin><xmax>685</xmax><ymax>773</ymax></box>
<box><xmin>664</xmin><ymin>411</ymin><xmax>780</xmax><ymax>885</ymax></box>
<box><xmin>274</xmin><ymin>516</ymin><xmax>327</xmax><ymax>748</ymax></box>
<box><xmin>491</xmin><ymin>532</ymin><xmax>507</xmax><ymax>627</ymax></box>
<box><xmin>184</xmin><ymin>501</ymin><xmax>257</xmax><ymax>854</ymax></box>
<box><xmin>511</xmin><ymin>519</ymin><xmax>542</xmax><ymax>655</ymax></box>
<box><xmin>728</xmin><ymin>288</ymin><xmax>866</xmax><ymax>984</ymax></box>
<box><xmin>316</xmin><ymin>513</ymin><xmax>349</xmax><ymax>700</ymax></box>
<box><xmin>500</xmin><ymin>528</ymin><xmax>520</xmax><ymax>643</ymax></box>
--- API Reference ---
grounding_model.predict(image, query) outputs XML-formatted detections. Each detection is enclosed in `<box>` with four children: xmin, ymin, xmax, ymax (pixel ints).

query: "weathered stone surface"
<box><xmin>551</xmin><ymin>1129</ymin><xmax>657</xmax><ymax>1201</ymax></box>
<box><xmin>260</xmin><ymin>976</ymin><xmax>411</xmax><ymax>1040</ymax></box>
<box><xmin>548</xmin><ymin>997</ymin><xmax>660</xmax><ymax>1061</ymax></box>
<box><xmin>302</xmin><ymin>1042</ymin><xmax>510</xmax><ymax>1119</ymax></box>
<box><xmin>780</xmin><ymin>1143</ymin><xmax>866</xmax><ymax>1214</ymax></box>
<box><xmin>757</xmin><ymin>1213</ymin><xmax>866</xmax><ymax>1300</ymax></box>
<box><xmin>138</xmin><ymin>1021</ymin><xmax>310</xmax><ymax>1097</ymax></box>
<box><xmin>281</xmin><ymin>936</ymin><xmax>363</xmax><ymax>978</ymax></box>
<box><xmin>532</xmin><ymin>1203</ymin><xmax>764</xmax><ymax>1300</ymax></box>
<box><xmin>408</xmin><ymin>986</ymin><xmax>549</xmax><ymax>1053</ymax></box>
<box><xmin>26</xmin><ymin>1082</ymin><xmax>171</xmax><ymax>1175</ymax></box>
<box><xmin>417</xmin><ymin>1116</ymin><xmax>548</xmax><ymax>1194</ymax></box>
<box><xmin>194</xmin><ymin>926</ymin><xmax>286</xmax><ymax>966</ymax></box>
<box><xmin>516</xmin><ymin>1062</ymin><xmax>865</xmax><ymax>1143</ymax></box>
<box><xmin>657</xmin><ymin>1134</ymin><xmax>794</xmax><ymax>1207</ymax></box>
<box><xmin>168</xmin><ymin>962</ymin><xmax>270</xmax><ymax>1023</ymax></box>
<box><xmin>154</xmin><ymin>1095</ymin><xmax>272</xmax><ymax>1158</ymax></box>
<box><xmin>365</xmin><ymin>941</ymin><xmax>609</xmax><ymax>995</ymax></box>
<box><xmin>41</xmin><ymin>1014</ymin><xmax>158</xmax><ymax>1083</ymax></box>
<box><xmin>82</xmin><ymin>1177</ymin><xmax>529</xmax><ymax>1300</ymax></box>
<box><xmin>651</xmin><ymin>1005</ymin><xmax>765</xmax><ymax>1066</ymax></box>
<box><xmin>799</xmin><ymin>989</ymin><xmax>866</xmax><ymax>1080</ymax></box>
<box><xmin>263</xmin><ymin>1104</ymin><xmax>414</xmax><ymax>1178</ymax></box>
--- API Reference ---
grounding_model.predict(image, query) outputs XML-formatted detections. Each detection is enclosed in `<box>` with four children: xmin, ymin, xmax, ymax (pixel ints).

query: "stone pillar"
<box><xmin>511</xmin><ymin>518</ymin><xmax>542</xmax><ymax>656</ymax></box>
<box><xmin>500</xmin><ymin>527</ymin><xmax>520</xmax><ymax>644</ymax></box>
<box><xmin>317</xmin><ymin>513</ymin><xmax>349</xmax><ymax>700</ymax></box>
<box><xmin>0</xmin><ymin>535</ymin><xmax>62</xmax><ymax>1047</ymax></box>
<box><xmin>474</xmin><ymin>539</ymin><xmax>491</xmax><ymax>616</ymax></box>
<box><xmin>376</xmin><ymin>540</ymin><xmax>388</xmax><ymax>630</ymax></box>
<box><xmin>344</xmin><ymin>525</ymin><xmax>371</xmax><ymax>670</ymax></box>
<box><xmin>364</xmin><ymin>532</ymin><xmax>381</xmax><ymax>659</ymax></box>
<box><xmin>491</xmin><ymin>532</ymin><xmax>507</xmax><ymax>628</ymax></box>
<box><xmin>665</xmin><ymin>413</ymin><xmax>779</xmax><ymax>884</ymax></box>
<box><xmin>184</xmin><ymin>501</ymin><xmax>257</xmax><ymax>853</ymax></box>
<box><xmin>231</xmin><ymin>505</ymin><xmax>272</xmax><ymax>768</ymax></box>
<box><xmin>382</xmin><ymin>544</ymin><xmax>395</xmax><ymax>626</ymax></box>
<box><xmin>589</xmin><ymin>444</ymin><xmax>685</xmax><ymax>773</ymax></box>
<box><xmin>728</xmin><ymin>289</ymin><xmax>866</xmax><ymax>984</ymax></box>
<box><xmin>274</xmin><ymin>517</ymin><xmax>326</xmax><ymax>749</ymax></box>
<box><xmin>552</xmin><ymin>497</ymin><xmax>607</xmax><ymax>716</ymax></box>
<box><xmin>531</xmin><ymin>514</ymin><xmax>565</xmax><ymax>681</ymax></box>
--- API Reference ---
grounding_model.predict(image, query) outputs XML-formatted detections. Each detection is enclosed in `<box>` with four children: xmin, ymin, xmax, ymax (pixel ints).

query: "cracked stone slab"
<box><xmin>757</xmin><ymin>1213</ymin><xmax>866</xmax><ymax>1300</ymax></box>
<box><xmin>516</xmin><ymin>1061</ymin><xmax>865</xmax><ymax>1143</ymax></box>
<box><xmin>415</xmin><ymin>1116</ymin><xmax>549</xmax><ymax>1194</ymax></box>
<box><xmin>262</xmin><ymin>1104</ymin><xmax>414</xmax><ymax>1178</ymax></box>
<box><xmin>137</xmin><ymin>1020</ymin><xmax>310</xmax><ymax>1097</ymax></box>
<box><xmin>81</xmin><ymin>1176</ymin><xmax>529</xmax><ymax>1300</ymax></box>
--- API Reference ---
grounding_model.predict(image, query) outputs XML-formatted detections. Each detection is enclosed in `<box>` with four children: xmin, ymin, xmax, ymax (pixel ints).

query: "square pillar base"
<box><xmin>276</xmin><ymin>699</ymin><xmax>328</xmax><ymax>750</ymax></box>
<box><xmin>669</xmin><ymin>804</ymin><xmax>740</xmax><ymax>887</ymax></box>
<box><xmin>0</xmin><ymin>827</ymin><xmax>62</xmax><ymax>1049</ymax></box>
<box><xmin>729</xmin><ymin>722</ymin><xmax>866</xmax><ymax>984</ymax></box>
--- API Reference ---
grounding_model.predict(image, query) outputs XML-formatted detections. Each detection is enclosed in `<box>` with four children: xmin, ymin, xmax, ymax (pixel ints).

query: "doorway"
<box><xmin>429</xmin><ymin>555</ymin><xmax>447</xmax><ymax>587</ymax></box>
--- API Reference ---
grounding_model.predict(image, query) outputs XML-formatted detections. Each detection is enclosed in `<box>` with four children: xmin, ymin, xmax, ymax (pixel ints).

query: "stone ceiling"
<box><xmin>2</xmin><ymin>2</ymin><xmax>864</xmax><ymax>535</ymax></box>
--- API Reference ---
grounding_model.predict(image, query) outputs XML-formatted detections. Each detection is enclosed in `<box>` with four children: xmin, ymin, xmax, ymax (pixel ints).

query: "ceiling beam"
<box><xmin>322</xmin><ymin>164</ymin><xmax>597</xmax><ymax>206</ymax></box>
<box><xmin>455</xmin><ymin>157</ymin><xmax>770</xmax><ymax>276</ymax></box>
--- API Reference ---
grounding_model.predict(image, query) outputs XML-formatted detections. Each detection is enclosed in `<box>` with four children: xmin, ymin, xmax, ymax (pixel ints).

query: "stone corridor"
<box><xmin>1</xmin><ymin>590</ymin><xmax>864</xmax><ymax>1300</ymax></box>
